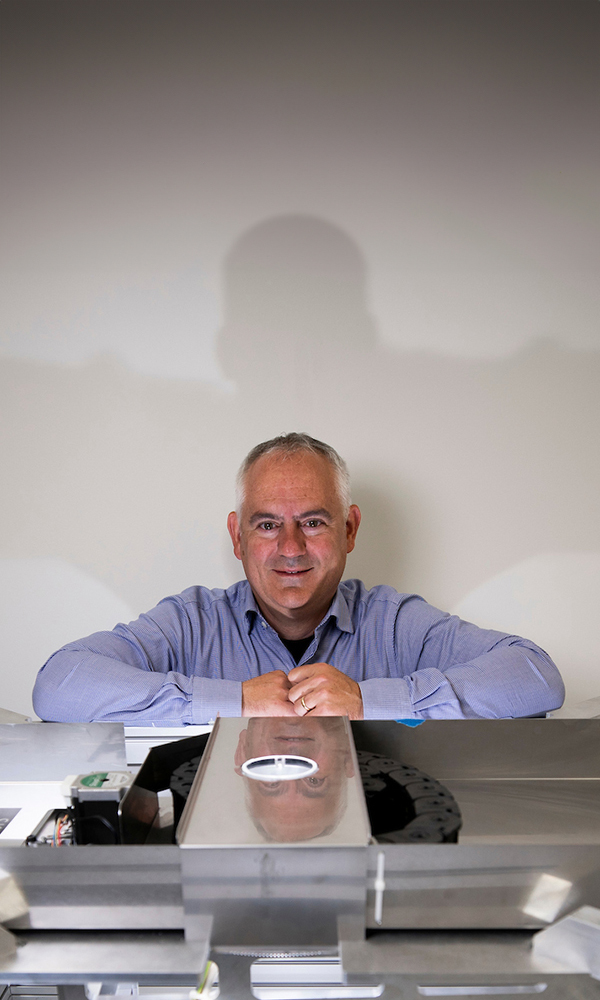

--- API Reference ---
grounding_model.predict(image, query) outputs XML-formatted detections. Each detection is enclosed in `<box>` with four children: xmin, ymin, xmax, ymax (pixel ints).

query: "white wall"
<box><xmin>1</xmin><ymin>0</ymin><xmax>598</xmax><ymax>716</ymax></box>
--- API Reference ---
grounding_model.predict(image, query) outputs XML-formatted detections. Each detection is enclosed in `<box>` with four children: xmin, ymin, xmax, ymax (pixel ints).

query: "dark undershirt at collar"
<box><xmin>280</xmin><ymin>634</ymin><xmax>314</xmax><ymax>664</ymax></box>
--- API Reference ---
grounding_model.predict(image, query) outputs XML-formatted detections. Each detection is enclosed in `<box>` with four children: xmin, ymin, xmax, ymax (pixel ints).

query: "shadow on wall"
<box><xmin>217</xmin><ymin>214</ymin><xmax>377</xmax><ymax>404</ymax></box>
<box><xmin>1</xmin><ymin>214</ymin><xmax>600</xmax><ymax>713</ymax></box>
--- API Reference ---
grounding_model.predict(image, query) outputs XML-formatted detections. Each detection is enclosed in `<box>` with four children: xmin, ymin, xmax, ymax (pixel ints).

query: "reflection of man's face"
<box><xmin>234</xmin><ymin>717</ymin><xmax>354</xmax><ymax>842</ymax></box>
<box><xmin>227</xmin><ymin>451</ymin><xmax>360</xmax><ymax>636</ymax></box>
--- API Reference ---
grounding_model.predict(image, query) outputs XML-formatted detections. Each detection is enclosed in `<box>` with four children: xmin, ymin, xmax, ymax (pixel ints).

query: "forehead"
<box><xmin>242</xmin><ymin>451</ymin><xmax>340</xmax><ymax>514</ymax></box>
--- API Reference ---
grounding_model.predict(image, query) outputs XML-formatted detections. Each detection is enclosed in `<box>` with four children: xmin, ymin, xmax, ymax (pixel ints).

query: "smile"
<box><xmin>274</xmin><ymin>568</ymin><xmax>311</xmax><ymax>576</ymax></box>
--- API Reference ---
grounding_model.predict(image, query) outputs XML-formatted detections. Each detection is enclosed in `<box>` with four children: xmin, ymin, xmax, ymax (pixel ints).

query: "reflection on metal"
<box><xmin>178</xmin><ymin>718</ymin><xmax>370</xmax><ymax>948</ymax></box>
<box><xmin>0</xmin><ymin>870</ymin><xmax>28</xmax><ymax>924</ymax></box>
<box><xmin>522</xmin><ymin>874</ymin><xmax>573</xmax><ymax>924</ymax></box>
<box><xmin>241</xmin><ymin>757</ymin><xmax>319</xmax><ymax>783</ymax></box>
<box><xmin>532</xmin><ymin>905</ymin><xmax>600</xmax><ymax>980</ymax></box>
<box><xmin>178</xmin><ymin>717</ymin><xmax>369</xmax><ymax>847</ymax></box>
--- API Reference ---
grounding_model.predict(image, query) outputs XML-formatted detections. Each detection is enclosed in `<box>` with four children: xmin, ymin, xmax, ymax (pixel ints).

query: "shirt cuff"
<box><xmin>359</xmin><ymin>678</ymin><xmax>417</xmax><ymax>720</ymax></box>
<box><xmin>191</xmin><ymin>677</ymin><xmax>243</xmax><ymax>724</ymax></box>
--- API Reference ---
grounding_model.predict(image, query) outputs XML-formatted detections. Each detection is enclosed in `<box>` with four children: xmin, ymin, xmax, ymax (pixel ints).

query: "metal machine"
<box><xmin>1</xmin><ymin>717</ymin><xmax>599</xmax><ymax>999</ymax></box>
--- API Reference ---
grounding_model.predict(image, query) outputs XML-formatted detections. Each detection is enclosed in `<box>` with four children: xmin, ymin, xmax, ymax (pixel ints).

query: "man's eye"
<box><xmin>259</xmin><ymin>522</ymin><xmax>276</xmax><ymax>531</ymax></box>
<box><xmin>305</xmin><ymin>519</ymin><xmax>324</xmax><ymax>529</ymax></box>
<box><xmin>305</xmin><ymin>776</ymin><xmax>325</xmax><ymax>787</ymax></box>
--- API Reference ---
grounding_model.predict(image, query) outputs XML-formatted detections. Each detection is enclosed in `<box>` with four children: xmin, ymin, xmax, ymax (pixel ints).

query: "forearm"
<box><xmin>33</xmin><ymin>648</ymin><xmax>242</xmax><ymax>724</ymax></box>
<box><xmin>360</xmin><ymin>643</ymin><xmax>565</xmax><ymax>720</ymax></box>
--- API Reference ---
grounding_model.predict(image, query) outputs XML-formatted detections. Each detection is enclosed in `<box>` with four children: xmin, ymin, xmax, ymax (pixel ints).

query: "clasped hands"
<box><xmin>241</xmin><ymin>663</ymin><xmax>364</xmax><ymax>720</ymax></box>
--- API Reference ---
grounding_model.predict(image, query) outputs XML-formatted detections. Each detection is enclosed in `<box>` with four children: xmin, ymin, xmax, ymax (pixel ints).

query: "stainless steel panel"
<box><xmin>0</xmin><ymin>847</ymin><xmax>183</xmax><ymax>930</ymax></box>
<box><xmin>0</xmin><ymin>932</ymin><xmax>206</xmax><ymax>984</ymax></box>
<box><xmin>182</xmin><ymin>844</ymin><xmax>367</xmax><ymax>948</ymax></box>
<box><xmin>178</xmin><ymin>718</ymin><xmax>370</xmax><ymax>848</ymax></box>
<box><xmin>351</xmin><ymin>721</ymin><xmax>600</xmax><ymax>779</ymax></box>
<box><xmin>178</xmin><ymin>718</ymin><xmax>370</xmax><ymax>949</ymax></box>
<box><xmin>223</xmin><ymin>953</ymin><xmax>600</xmax><ymax>1000</ymax></box>
<box><xmin>340</xmin><ymin>930</ymin><xmax>587</xmax><ymax>975</ymax></box>
<box><xmin>442</xmin><ymin>780</ymin><xmax>600</xmax><ymax>845</ymax></box>
<box><xmin>354</xmin><ymin>721</ymin><xmax>600</xmax><ymax>932</ymax></box>
<box><xmin>365</xmin><ymin>845</ymin><xmax>600</xmax><ymax>930</ymax></box>
<box><xmin>0</xmin><ymin>725</ymin><xmax>126</xmax><ymax>781</ymax></box>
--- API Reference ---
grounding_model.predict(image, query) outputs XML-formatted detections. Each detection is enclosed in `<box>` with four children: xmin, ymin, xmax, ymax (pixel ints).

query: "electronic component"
<box><xmin>70</xmin><ymin>771</ymin><xmax>134</xmax><ymax>844</ymax></box>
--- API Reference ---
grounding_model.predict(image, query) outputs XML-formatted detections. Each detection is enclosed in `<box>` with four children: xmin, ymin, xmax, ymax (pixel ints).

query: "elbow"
<box><xmin>548</xmin><ymin>667</ymin><xmax>566</xmax><ymax>712</ymax></box>
<box><xmin>32</xmin><ymin>669</ymin><xmax>64</xmax><ymax>721</ymax></box>
<box><xmin>524</xmin><ymin>652</ymin><xmax>565</xmax><ymax>713</ymax></box>
<box><xmin>32</xmin><ymin>652</ymin><xmax>81</xmax><ymax>722</ymax></box>
<box><xmin>32</xmin><ymin>680</ymin><xmax>55</xmax><ymax>721</ymax></box>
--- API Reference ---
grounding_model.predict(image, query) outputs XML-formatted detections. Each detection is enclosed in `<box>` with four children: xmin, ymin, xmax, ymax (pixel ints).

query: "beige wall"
<box><xmin>1</xmin><ymin>0</ymin><xmax>598</xmax><ymax>717</ymax></box>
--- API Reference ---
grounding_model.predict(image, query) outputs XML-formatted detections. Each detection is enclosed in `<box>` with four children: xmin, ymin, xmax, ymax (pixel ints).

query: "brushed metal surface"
<box><xmin>181</xmin><ymin>843</ymin><xmax>367</xmax><ymax>948</ymax></box>
<box><xmin>0</xmin><ymin>725</ymin><xmax>126</xmax><ymax>781</ymax></box>
<box><xmin>0</xmin><ymin>846</ymin><xmax>183</xmax><ymax>930</ymax></box>
<box><xmin>365</xmin><ymin>844</ymin><xmax>600</xmax><ymax>930</ymax></box>
<box><xmin>225</xmin><ymin>953</ymin><xmax>600</xmax><ymax>1000</ymax></box>
<box><xmin>0</xmin><ymin>932</ymin><xmax>205</xmax><ymax>984</ymax></box>
<box><xmin>351</xmin><ymin>721</ymin><xmax>600</xmax><ymax>780</ymax></box>
<box><xmin>443</xmin><ymin>780</ymin><xmax>600</xmax><ymax>844</ymax></box>
<box><xmin>340</xmin><ymin>930</ymin><xmax>583</xmax><ymax>975</ymax></box>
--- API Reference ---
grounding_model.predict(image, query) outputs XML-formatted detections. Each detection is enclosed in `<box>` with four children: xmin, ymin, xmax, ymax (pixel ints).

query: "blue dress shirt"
<box><xmin>32</xmin><ymin>579</ymin><xmax>564</xmax><ymax>724</ymax></box>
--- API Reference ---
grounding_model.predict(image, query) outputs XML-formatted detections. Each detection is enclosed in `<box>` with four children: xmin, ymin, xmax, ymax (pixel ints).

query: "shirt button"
<box><xmin>261</xmin><ymin>621</ymin><xmax>268</xmax><ymax>629</ymax></box>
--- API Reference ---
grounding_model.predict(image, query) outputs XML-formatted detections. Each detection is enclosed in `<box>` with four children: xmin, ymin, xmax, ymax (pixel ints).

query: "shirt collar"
<box><xmin>241</xmin><ymin>581</ymin><xmax>354</xmax><ymax>635</ymax></box>
<box><xmin>242</xmin><ymin>584</ymin><xmax>263</xmax><ymax>631</ymax></box>
<box><xmin>321</xmin><ymin>585</ymin><xmax>354</xmax><ymax>634</ymax></box>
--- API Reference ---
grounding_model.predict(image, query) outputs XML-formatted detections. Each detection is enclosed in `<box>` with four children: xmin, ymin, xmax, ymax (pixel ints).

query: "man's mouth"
<box><xmin>274</xmin><ymin>568</ymin><xmax>311</xmax><ymax>576</ymax></box>
<box><xmin>273</xmin><ymin>735</ymin><xmax>315</xmax><ymax>743</ymax></box>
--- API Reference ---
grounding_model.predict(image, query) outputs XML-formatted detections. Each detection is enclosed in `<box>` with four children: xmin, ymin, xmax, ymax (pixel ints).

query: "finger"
<box><xmin>288</xmin><ymin>684</ymin><xmax>315</xmax><ymax>715</ymax></box>
<box><xmin>292</xmin><ymin>698</ymin><xmax>306</xmax><ymax>717</ymax></box>
<box><xmin>288</xmin><ymin>664</ymin><xmax>316</xmax><ymax>685</ymax></box>
<box><xmin>300</xmin><ymin>694</ymin><xmax>314</xmax><ymax>715</ymax></box>
<box><xmin>271</xmin><ymin>669</ymin><xmax>292</xmax><ymax>688</ymax></box>
<box><xmin>287</xmin><ymin>681</ymin><xmax>314</xmax><ymax>705</ymax></box>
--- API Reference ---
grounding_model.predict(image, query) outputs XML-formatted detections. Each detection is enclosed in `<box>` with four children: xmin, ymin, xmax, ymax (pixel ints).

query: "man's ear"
<box><xmin>345</xmin><ymin>504</ymin><xmax>361</xmax><ymax>554</ymax></box>
<box><xmin>234</xmin><ymin>728</ymin><xmax>248</xmax><ymax>774</ymax></box>
<box><xmin>227</xmin><ymin>511</ymin><xmax>243</xmax><ymax>561</ymax></box>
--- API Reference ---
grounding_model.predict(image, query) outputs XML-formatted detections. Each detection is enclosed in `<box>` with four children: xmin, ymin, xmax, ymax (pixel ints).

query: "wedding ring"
<box><xmin>301</xmin><ymin>696</ymin><xmax>309</xmax><ymax>712</ymax></box>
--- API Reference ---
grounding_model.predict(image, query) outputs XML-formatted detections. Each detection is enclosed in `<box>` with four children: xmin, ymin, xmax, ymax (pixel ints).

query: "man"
<box><xmin>33</xmin><ymin>433</ymin><xmax>564</xmax><ymax>723</ymax></box>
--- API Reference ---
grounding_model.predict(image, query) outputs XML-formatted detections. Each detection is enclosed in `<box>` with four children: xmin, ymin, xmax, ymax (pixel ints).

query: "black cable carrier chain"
<box><xmin>356</xmin><ymin>750</ymin><xmax>462</xmax><ymax>844</ymax></box>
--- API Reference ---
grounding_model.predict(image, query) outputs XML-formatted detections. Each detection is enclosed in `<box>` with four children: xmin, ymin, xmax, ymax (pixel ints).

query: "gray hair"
<box><xmin>236</xmin><ymin>433</ymin><xmax>351</xmax><ymax>514</ymax></box>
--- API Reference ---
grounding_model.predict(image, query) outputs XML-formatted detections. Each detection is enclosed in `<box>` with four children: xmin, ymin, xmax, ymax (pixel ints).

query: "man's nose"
<box><xmin>277</xmin><ymin>522</ymin><xmax>306</xmax><ymax>557</ymax></box>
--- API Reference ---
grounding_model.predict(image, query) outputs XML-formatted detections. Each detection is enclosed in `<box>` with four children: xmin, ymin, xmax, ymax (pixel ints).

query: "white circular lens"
<box><xmin>240</xmin><ymin>755</ymin><xmax>319</xmax><ymax>782</ymax></box>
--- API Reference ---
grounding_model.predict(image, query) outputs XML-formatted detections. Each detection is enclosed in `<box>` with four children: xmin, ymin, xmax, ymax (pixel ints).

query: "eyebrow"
<box><xmin>248</xmin><ymin>508</ymin><xmax>334</xmax><ymax>526</ymax></box>
<box><xmin>248</xmin><ymin>512</ymin><xmax>279</xmax><ymax>526</ymax></box>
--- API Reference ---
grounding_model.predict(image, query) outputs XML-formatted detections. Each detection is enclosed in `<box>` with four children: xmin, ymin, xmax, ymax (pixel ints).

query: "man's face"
<box><xmin>227</xmin><ymin>451</ymin><xmax>360</xmax><ymax>636</ymax></box>
<box><xmin>234</xmin><ymin>717</ymin><xmax>354</xmax><ymax>842</ymax></box>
